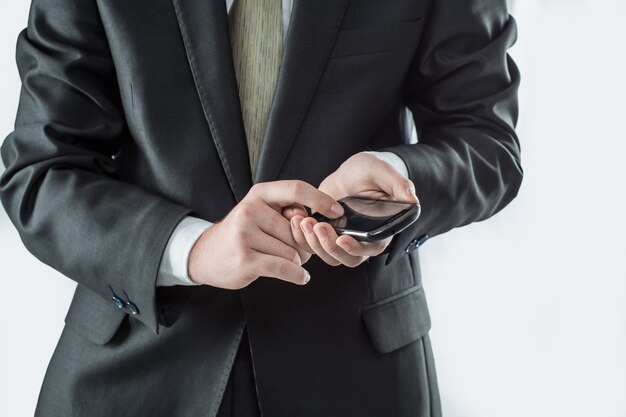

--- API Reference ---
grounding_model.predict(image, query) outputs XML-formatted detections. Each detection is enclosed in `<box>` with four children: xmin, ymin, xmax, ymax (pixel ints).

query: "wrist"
<box><xmin>188</xmin><ymin>224</ymin><xmax>215</xmax><ymax>285</ymax></box>
<box><xmin>361</xmin><ymin>151</ymin><xmax>410</xmax><ymax>179</ymax></box>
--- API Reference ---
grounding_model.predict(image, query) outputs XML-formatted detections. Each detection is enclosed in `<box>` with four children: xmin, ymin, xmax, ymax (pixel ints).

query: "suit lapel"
<box><xmin>172</xmin><ymin>0</ymin><xmax>252</xmax><ymax>202</ymax></box>
<box><xmin>172</xmin><ymin>0</ymin><xmax>352</xmax><ymax>194</ymax></box>
<box><xmin>254</xmin><ymin>0</ymin><xmax>352</xmax><ymax>184</ymax></box>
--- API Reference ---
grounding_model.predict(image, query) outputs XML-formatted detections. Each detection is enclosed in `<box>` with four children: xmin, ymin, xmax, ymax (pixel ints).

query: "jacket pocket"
<box><xmin>64</xmin><ymin>285</ymin><xmax>127</xmax><ymax>345</ymax></box>
<box><xmin>330</xmin><ymin>18</ymin><xmax>424</xmax><ymax>58</ymax></box>
<box><xmin>361</xmin><ymin>283</ymin><xmax>431</xmax><ymax>354</ymax></box>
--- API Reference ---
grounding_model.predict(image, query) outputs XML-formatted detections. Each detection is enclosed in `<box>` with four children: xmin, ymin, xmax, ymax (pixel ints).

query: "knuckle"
<box><xmin>291</xmin><ymin>180</ymin><xmax>310</xmax><ymax>197</ymax></box>
<box><xmin>239</xmin><ymin>272</ymin><xmax>256</xmax><ymax>287</ymax></box>
<box><xmin>328</xmin><ymin>258</ymin><xmax>342</xmax><ymax>267</ymax></box>
<box><xmin>296</xmin><ymin>250</ymin><xmax>307</xmax><ymax>264</ymax></box>
<box><xmin>345</xmin><ymin>257</ymin><xmax>363</xmax><ymax>268</ymax></box>
<box><xmin>233</xmin><ymin>227</ymin><xmax>249</xmax><ymax>244</ymax></box>
<box><xmin>274</xmin><ymin>260</ymin><xmax>290</xmax><ymax>277</ymax></box>
<box><xmin>249</xmin><ymin>183</ymin><xmax>264</xmax><ymax>197</ymax></box>
<box><xmin>238</xmin><ymin>202</ymin><xmax>255</xmax><ymax>218</ymax></box>
<box><xmin>247</xmin><ymin>254</ymin><xmax>265</xmax><ymax>278</ymax></box>
<box><xmin>284</xmin><ymin>247</ymin><xmax>298</xmax><ymax>263</ymax></box>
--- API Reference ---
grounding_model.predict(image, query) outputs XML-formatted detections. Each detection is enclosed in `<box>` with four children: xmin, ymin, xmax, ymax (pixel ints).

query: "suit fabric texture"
<box><xmin>0</xmin><ymin>0</ymin><xmax>522</xmax><ymax>416</ymax></box>
<box><xmin>216</xmin><ymin>329</ymin><xmax>262</xmax><ymax>417</ymax></box>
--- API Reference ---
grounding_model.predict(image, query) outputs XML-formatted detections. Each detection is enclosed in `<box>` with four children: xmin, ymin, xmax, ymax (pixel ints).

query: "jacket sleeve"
<box><xmin>382</xmin><ymin>0</ymin><xmax>523</xmax><ymax>265</ymax></box>
<box><xmin>0</xmin><ymin>0</ymin><xmax>194</xmax><ymax>334</ymax></box>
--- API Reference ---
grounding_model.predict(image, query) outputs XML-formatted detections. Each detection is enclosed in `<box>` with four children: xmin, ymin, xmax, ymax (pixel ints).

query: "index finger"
<box><xmin>252</xmin><ymin>180</ymin><xmax>344</xmax><ymax>219</ymax></box>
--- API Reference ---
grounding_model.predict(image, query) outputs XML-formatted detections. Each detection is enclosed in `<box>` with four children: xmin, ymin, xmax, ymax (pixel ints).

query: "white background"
<box><xmin>1</xmin><ymin>0</ymin><xmax>625</xmax><ymax>416</ymax></box>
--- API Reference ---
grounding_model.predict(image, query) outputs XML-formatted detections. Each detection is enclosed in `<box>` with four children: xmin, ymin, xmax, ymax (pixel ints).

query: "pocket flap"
<box><xmin>64</xmin><ymin>285</ymin><xmax>127</xmax><ymax>345</ymax></box>
<box><xmin>361</xmin><ymin>284</ymin><xmax>431</xmax><ymax>354</ymax></box>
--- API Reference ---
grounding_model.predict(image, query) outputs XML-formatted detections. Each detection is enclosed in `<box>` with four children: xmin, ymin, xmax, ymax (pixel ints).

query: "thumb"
<box><xmin>282</xmin><ymin>204</ymin><xmax>308</xmax><ymax>220</ymax></box>
<box><xmin>372</xmin><ymin>160</ymin><xmax>419</xmax><ymax>203</ymax></box>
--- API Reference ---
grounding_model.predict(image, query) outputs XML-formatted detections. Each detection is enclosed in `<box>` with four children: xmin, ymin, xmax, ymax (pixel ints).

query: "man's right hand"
<box><xmin>188</xmin><ymin>180</ymin><xmax>344</xmax><ymax>289</ymax></box>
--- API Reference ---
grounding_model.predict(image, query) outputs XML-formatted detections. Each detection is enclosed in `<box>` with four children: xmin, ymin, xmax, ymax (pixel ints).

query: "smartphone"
<box><xmin>311</xmin><ymin>196</ymin><xmax>420</xmax><ymax>242</ymax></box>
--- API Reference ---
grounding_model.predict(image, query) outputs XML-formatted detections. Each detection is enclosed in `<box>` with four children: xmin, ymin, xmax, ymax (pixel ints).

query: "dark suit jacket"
<box><xmin>0</xmin><ymin>0</ymin><xmax>522</xmax><ymax>415</ymax></box>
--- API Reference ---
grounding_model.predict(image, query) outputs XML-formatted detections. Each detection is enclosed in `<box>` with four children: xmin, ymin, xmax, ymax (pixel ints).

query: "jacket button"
<box><xmin>415</xmin><ymin>234</ymin><xmax>430</xmax><ymax>248</ymax></box>
<box><xmin>126</xmin><ymin>302</ymin><xmax>140</xmax><ymax>315</ymax></box>
<box><xmin>111</xmin><ymin>295</ymin><xmax>125</xmax><ymax>309</ymax></box>
<box><xmin>404</xmin><ymin>238</ymin><xmax>419</xmax><ymax>253</ymax></box>
<box><xmin>404</xmin><ymin>234</ymin><xmax>430</xmax><ymax>253</ymax></box>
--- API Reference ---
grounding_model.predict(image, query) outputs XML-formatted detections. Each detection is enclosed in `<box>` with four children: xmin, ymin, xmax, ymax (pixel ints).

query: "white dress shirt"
<box><xmin>156</xmin><ymin>0</ymin><xmax>410</xmax><ymax>286</ymax></box>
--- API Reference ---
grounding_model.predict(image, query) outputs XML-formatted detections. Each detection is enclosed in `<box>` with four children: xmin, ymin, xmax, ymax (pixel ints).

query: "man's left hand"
<box><xmin>282</xmin><ymin>152</ymin><xmax>419</xmax><ymax>268</ymax></box>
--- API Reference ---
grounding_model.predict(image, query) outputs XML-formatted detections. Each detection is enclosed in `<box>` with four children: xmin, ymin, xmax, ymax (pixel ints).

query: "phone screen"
<box><xmin>322</xmin><ymin>197</ymin><xmax>416</xmax><ymax>232</ymax></box>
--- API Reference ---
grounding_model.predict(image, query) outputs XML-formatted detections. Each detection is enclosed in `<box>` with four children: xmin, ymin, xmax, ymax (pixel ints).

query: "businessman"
<box><xmin>0</xmin><ymin>0</ymin><xmax>522</xmax><ymax>416</ymax></box>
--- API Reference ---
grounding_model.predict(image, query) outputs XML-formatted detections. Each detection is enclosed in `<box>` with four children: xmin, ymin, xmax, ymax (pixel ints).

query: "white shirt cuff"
<box><xmin>157</xmin><ymin>216</ymin><xmax>213</xmax><ymax>287</ymax></box>
<box><xmin>363</xmin><ymin>151</ymin><xmax>409</xmax><ymax>178</ymax></box>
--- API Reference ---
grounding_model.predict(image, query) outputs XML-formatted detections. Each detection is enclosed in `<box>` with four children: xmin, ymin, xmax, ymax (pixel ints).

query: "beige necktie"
<box><xmin>229</xmin><ymin>0</ymin><xmax>284</xmax><ymax>180</ymax></box>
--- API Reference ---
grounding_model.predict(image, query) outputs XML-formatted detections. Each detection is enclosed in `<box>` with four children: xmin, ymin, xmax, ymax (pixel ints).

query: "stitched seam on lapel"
<box><xmin>172</xmin><ymin>0</ymin><xmax>239</xmax><ymax>201</ymax></box>
<box><xmin>268</xmin><ymin>0</ymin><xmax>351</xmax><ymax>181</ymax></box>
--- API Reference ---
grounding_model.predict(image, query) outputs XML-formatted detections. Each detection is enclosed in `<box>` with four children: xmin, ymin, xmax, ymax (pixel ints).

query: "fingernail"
<box><xmin>294</xmin><ymin>252</ymin><xmax>302</xmax><ymax>266</ymax></box>
<box><xmin>331</xmin><ymin>203</ymin><xmax>343</xmax><ymax>218</ymax></box>
<box><xmin>315</xmin><ymin>225</ymin><xmax>328</xmax><ymax>239</ymax></box>
<box><xmin>304</xmin><ymin>270</ymin><xmax>311</xmax><ymax>284</ymax></box>
<box><xmin>302</xmin><ymin>221</ymin><xmax>313</xmax><ymax>234</ymax></box>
